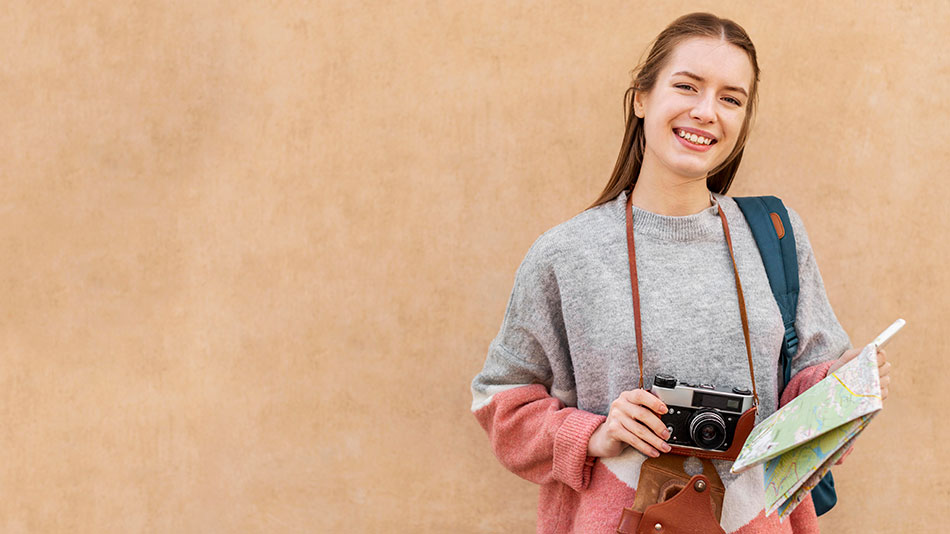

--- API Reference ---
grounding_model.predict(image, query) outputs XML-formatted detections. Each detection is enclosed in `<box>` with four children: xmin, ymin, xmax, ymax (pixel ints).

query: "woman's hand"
<box><xmin>827</xmin><ymin>347</ymin><xmax>891</xmax><ymax>401</ymax></box>
<box><xmin>587</xmin><ymin>389</ymin><xmax>672</xmax><ymax>458</ymax></box>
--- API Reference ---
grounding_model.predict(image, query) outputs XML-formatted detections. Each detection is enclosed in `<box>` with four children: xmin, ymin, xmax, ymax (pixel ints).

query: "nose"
<box><xmin>690</xmin><ymin>93</ymin><xmax>716</xmax><ymax>123</ymax></box>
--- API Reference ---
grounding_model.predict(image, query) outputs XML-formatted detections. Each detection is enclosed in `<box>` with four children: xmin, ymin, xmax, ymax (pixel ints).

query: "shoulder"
<box><xmin>521</xmin><ymin>193</ymin><xmax>625</xmax><ymax>270</ymax></box>
<box><xmin>720</xmin><ymin>194</ymin><xmax>817</xmax><ymax>262</ymax></box>
<box><xmin>782</xmin><ymin>203</ymin><xmax>816</xmax><ymax>261</ymax></box>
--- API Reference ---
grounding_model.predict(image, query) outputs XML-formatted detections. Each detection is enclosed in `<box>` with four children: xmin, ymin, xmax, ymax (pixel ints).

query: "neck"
<box><xmin>630</xmin><ymin>175</ymin><xmax>713</xmax><ymax>216</ymax></box>
<box><xmin>630</xmin><ymin>144</ymin><xmax>718</xmax><ymax>215</ymax></box>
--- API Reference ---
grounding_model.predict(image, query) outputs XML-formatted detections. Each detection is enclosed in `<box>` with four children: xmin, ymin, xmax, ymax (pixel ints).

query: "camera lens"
<box><xmin>689</xmin><ymin>410</ymin><xmax>727</xmax><ymax>450</ymax></box>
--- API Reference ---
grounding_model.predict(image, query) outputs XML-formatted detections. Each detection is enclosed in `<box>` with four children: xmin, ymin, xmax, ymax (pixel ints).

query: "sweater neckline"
<box><xmin>617</xmin><ymin>190</ymin><xmax>724</xmax><ymax>241</ymax></box>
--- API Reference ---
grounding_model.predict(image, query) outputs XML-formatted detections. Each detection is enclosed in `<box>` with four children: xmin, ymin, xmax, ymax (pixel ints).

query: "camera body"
<box><xmin>652</xmin><ymin>374</ymin><xmax>754</xmax><ymax>453</ymax></box>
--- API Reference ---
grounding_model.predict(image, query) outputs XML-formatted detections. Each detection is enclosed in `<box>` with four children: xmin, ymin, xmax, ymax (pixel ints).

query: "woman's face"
<box><xmin>634</xmin><ymin>37</ymin><xmax>754</xmax><ymax>182</ymax></box>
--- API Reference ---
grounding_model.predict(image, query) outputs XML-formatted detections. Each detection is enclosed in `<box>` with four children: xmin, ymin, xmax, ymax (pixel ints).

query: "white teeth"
<box><xmin>677</xmin><ymin>129</ymin><xmax>713</xmax><ymax>145</ymax></box>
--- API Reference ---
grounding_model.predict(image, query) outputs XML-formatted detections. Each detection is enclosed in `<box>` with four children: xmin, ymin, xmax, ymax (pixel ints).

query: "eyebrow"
<box><xmin>671</xmin><ymin>71</ymin><xmax>748</xmax><ymax>98</ymax></box>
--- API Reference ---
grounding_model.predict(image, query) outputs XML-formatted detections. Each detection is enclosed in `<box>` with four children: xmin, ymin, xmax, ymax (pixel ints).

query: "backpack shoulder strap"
<box><xmin>733</xmin><ymin>195</ymin><xmax>838</xmax><ymax>517</ymax></box>
<box><xmin>732</xmin><ymin>196</ymin><xmax>799</xmax><ymax>391</ymax></box>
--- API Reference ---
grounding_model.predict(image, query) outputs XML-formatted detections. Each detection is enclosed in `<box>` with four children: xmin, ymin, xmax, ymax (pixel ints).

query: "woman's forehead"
<box><xmin>663</xmin><ymin>37</ymin><xmax>754</xmax><ymax>92</ymax></box>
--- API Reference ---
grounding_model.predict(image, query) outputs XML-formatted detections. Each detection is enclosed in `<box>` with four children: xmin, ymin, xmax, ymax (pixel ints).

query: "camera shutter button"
<box><xmin>732</xmin><ymin>386</ymin><xmax>752</xmax><ymax>395</ymax></box>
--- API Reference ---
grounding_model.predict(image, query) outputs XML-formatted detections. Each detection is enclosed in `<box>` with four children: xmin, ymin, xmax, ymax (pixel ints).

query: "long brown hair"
<box><xmin>589</xmin><ymin>13</ymin><xmax>760</xmax><ymax>209</ymax></box>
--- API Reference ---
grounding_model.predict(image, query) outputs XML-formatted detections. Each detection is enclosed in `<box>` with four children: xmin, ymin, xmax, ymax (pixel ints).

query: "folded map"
<box><xmin>731</xmin><ymin>343</ymin><xmax>882</xmax><ymax>518</ymax></box>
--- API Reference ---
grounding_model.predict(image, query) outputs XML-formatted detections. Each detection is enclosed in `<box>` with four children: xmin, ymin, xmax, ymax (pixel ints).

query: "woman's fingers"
<box><xmin>621</xmin><ymin>413</ymin><xmax>672</xmax><ymax>455</ymax></box>
<box><xmin>606</xmin><ymin>415</ymin><xmax>669</xmax><ymax>458</ymax></box>
<box><xmin>611</xmin><ymin>390</ymin><xmax>672</xmax><ymax>457</ymax></box>
<box><xmin>879</xmin><ymin>362</ymin><xmax>891</xmax><ymax>378</ymax></box>
<box><xmin>607</xmin><ymin>421</ymin><xmax>661</xmax><ymax>457</ymax></box>
<box><xmin>618</xmin><ymin>392</ymin><xmax>669</xmax><ymax>435</ymax></box>
<box><xmin>877</xmin><ymin>350</ymin><xmax>890</xmax><ymax>401</ymax></box>
<box><xmin>620</xmin><ymin>389</ymin><xmax>668</xmax><ymax>416</ymax></box>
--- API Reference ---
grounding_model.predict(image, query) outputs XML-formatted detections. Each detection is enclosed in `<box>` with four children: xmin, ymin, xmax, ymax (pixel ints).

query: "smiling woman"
<box><xmin>470</xmin><ymin>11</ymin><xmax>890</xmax><ymax>534</ymax></box>
<box><xmin>590</xmin><ymin>14</ymin><xmax>761</xmax><ymax>215</ymax></box>
<box><xmin>630</xmin><ymin>37</ymin><xmax>754</xmax><ymax>213</ymax></box>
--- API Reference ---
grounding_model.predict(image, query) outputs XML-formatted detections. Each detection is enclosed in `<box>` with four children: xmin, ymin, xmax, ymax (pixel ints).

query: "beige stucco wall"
<box><xmin>1</xmin><ymin>1</ymin><xmax>947</xmax><ymax>532</ymax></box>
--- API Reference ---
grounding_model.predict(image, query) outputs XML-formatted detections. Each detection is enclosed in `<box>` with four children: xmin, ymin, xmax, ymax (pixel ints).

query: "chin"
<box><xmin>663</xmin><ymin>151</ymin><xmax>726</xmax><ymax>180</ymax></box>
<box><xmin>678</xmin><ymin>155</ymin><xmax>731</xmax><ymax>179</ymax></box>
<box><xmin>669</xmin><ymin>163</ymin><xmax>715</xmax><ymax>181</ymax></box>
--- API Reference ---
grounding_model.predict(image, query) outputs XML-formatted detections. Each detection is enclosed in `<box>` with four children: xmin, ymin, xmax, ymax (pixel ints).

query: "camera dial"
<box><xmin>654</xmin><ymin>374</ymin><xmax>677</xmax><ymax>388</ymax></box>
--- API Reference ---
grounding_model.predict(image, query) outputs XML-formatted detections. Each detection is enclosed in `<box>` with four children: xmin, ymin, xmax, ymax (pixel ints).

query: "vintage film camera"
<box><xmin>652</xmin><ymin>374</ymin><xmax>754</xmax><ymax>453</ymax></box>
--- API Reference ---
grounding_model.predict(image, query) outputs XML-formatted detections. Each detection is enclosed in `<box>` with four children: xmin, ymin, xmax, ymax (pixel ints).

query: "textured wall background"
<box><xmin>1</xmin><ymin>1</ymin><xmax>947</xmax><ymax>532</ymax></box>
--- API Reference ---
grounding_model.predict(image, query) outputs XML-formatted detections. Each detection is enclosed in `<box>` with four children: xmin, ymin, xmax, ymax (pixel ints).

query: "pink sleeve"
<box><xmin>779</xmin><ymin>360</ymin><xmax>854</xmax><ymax>465</ymax></box>
<box><xmin>778</xmin><ymin>360</ymin><xmax>834</xmax><ymax>407</ymax></box>
<box><xmin>473</xmin><ymin>384</ymin><xmax>607</xmax><ymax>491</ymax></box>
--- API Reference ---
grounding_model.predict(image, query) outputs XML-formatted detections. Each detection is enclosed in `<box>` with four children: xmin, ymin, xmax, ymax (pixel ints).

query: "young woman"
<box><xmin>470</xmin><ymin>12</ymin><xmax>891</xmax><ymax>534</ymax></box>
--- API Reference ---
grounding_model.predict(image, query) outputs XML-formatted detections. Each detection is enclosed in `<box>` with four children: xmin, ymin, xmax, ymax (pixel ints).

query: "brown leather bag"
<box><xmin>616</xmin><ymin>455</ymin><xmax>726</xmax><ymax>534</ymax></box>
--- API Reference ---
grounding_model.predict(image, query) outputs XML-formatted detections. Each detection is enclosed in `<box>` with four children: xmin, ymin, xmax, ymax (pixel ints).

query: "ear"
<box><xmin>633</xmin><ymin>90</ymin><xmax>646</xmax><ymax>119</ymax></box>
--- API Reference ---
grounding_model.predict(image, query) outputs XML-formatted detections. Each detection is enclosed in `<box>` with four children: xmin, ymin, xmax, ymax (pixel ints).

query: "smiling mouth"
<box><xmin>673</xmin><ymin>128</ymin><xmax>717</xmax><ymax>146</ymax></box>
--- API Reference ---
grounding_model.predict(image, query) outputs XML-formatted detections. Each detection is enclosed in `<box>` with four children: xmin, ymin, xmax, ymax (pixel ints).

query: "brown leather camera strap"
<box><xmin>625</xmin><ymin>191</ymin><xmax>759</xmax><ymax>407</ymax></box>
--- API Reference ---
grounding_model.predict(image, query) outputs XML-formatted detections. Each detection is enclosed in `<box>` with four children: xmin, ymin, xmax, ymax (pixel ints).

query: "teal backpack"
<box><xmin>734</xmin><ymin>196</ymin><xmax>837</xmax><ymax>517</ymax></box>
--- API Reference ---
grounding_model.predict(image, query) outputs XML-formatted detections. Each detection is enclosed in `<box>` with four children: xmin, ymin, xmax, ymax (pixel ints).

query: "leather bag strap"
<box><xmin>625</xmin><ymin>191</ymin><xmax>759</xmax><ymax>407</ymax></box>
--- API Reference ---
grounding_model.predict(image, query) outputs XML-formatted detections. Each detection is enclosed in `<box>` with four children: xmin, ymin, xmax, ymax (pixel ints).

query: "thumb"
<box><xmin>830</xmin><ymin>348</ymin><xmax>861</xmax><ymax>374</ymax></box>
<box><xmin>839</xmin><ymin>347</ymin><xmax>862</xmax><ymax>362</ymax></box>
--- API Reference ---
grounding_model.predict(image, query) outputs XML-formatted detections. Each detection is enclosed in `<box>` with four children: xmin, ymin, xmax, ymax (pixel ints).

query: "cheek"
<box><xmin>720</xmin><ymin>133</ymin><xmax>741</xmax><ymax>153</ymax></box>
<box><xmin>643</xmin><ymin>115</ymin><xmax>674</xmax><ymax>143</ymax></box>
<box><xmin>720</xmin><ymin>114</ymin><xmax>748</xmax><ymax>148</ymax></box>
<box><xmin>726</xmin><ymin>111</ymin><xmax>747</xmax><ymax>137</ymax></box>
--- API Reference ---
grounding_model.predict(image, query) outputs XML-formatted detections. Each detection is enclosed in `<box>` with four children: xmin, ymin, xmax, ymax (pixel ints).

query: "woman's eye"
<box><xmin>674</xmin><ymin>84</ymin><xmax>695</xmax><ymax>91</ymax></box>
<box><xmin>723</xmin><ymin>96</ymin><xmax>743</xmax><ymax>106</ymax></box>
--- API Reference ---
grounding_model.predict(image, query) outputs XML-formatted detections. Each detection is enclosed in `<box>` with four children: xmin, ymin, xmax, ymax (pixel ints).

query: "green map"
<box><xmin>731</xmin><ymin>343</ymin><xmax>882</xmax><ymax>518</ymax></box>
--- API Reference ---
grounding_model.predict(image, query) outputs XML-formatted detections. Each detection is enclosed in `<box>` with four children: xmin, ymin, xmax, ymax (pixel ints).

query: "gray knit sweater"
<box><xmin>471</xmin><ymin>190</ymin><xmax>851</xmax><ymax>532</ymax></box>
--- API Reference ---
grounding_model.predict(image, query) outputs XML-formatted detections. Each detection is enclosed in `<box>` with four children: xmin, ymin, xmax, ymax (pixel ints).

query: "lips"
<box><xmin>673</xmin><ymin>127</ymin><xmax>718</xmax><ymax>146</ymax></box>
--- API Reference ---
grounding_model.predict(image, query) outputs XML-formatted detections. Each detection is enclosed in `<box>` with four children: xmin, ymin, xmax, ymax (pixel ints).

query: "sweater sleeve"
<box><xmin>470</xmin><ymin>236</ymin><xmax>606</xmax><ymax>492</ymax></box>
